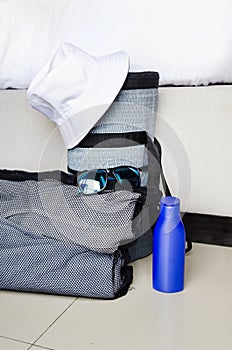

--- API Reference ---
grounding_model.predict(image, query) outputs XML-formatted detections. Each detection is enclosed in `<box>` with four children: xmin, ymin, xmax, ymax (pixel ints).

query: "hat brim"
<box><xmin>59</xmin><ymin>50</ymin><xmax>129</xmax><ymax>149</ymax></box>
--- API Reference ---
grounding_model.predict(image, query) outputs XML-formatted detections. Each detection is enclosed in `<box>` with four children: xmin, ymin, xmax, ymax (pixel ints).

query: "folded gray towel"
<box><xmin>0</xmin><ymin>219</ymin><xmax>132</xmax><ymax>299</ymax></box>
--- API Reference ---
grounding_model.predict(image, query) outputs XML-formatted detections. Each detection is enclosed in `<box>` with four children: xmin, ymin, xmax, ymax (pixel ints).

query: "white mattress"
<box><xmin>0</xmin><ymin>86</ymin><xmax>232</xmax><ymax>217</ymax></box>
<box><xmin>0</xmin><ymin>0</ymin><xmax>232</xmax><ymax>88</ymax></box>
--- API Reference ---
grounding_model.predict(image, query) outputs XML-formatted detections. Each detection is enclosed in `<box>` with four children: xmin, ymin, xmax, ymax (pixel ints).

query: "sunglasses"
<box><xmin>77</xmin><ymin>166</ymin><xmax>141</xmax><ymax>195</ymax></box>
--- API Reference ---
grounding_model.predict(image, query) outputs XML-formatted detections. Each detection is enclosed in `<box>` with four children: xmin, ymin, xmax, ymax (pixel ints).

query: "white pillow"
<box><xmin>0</xmin><ymin>0</ymin><xmax>232</xmax><ymax>88</ymax></box>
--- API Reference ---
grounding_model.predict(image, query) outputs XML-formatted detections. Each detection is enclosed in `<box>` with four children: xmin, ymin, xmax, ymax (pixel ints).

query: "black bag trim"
<box><xmin>0</xmin><ymin>169</ymin><xmax>76</xmax><ymax>185</ymax></box>
<box><xmin>113</xmin><ymin>251</ymin><xmax>133</xmax><ymax>299</ymax></box>
<box><xmin>70</xmin><ymin>131</ymin><xmax>148</xmax><ymax>149</ymax></box>
<box><xmin>121</xmin><ymin>72</ymin><xmax>159</xmax><ymax>90</ymax></box>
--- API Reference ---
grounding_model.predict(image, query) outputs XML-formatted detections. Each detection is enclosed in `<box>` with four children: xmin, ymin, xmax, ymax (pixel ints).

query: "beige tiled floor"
<box><xmin>1</xmin><ymin>243</ymin><xmax>232</xmax><ymax>350</ymax></box>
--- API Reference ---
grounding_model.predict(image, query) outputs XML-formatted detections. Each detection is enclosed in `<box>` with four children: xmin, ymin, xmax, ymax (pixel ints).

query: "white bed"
<box><xmin>0</xmin><ymin>0</ymin><xmax>232</xmax><ymax>88</ymax></box>
<box><xmin>0</xmin><ymin>0</ymin><xmax>232</xmax><ymax>217</ymax></box>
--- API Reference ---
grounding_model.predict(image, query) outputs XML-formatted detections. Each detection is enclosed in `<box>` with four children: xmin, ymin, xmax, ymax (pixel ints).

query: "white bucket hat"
<box><xmin>27</xmin><ymin>42</ymin><xmax>129</xmax><ymax>149</ymax></box>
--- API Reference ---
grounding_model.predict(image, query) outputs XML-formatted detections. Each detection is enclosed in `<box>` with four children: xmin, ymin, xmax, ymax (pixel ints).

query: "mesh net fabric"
<box><xmin>0</xmin><ymin>218</ymin><xmax>132</xmax><ymax>299</ymax></box>
<box><xmin>0</xmin><ymin>178</ymin><xmax>141</xmax><ymax>254</ymax></box>
<box><xmin>0</xmin><ymin>170</ymin><xmax>136</xmax><ymax>298</ymax></box>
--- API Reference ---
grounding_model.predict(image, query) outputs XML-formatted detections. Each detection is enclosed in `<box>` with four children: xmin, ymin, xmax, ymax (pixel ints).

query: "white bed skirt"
<box><xmin>0</xmin><ymin>85</ymin><xmax>231</xmax><ymax>217</ymax></box>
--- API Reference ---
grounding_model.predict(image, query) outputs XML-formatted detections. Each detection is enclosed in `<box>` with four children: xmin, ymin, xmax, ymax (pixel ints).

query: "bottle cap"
<box><xmin>160</xmin><ymin>196</ymin><xmax>180</xmax><ymax>217</ymax></box>
<box><xmin>160</xmin><ymin>196</ymin><xmax>180</xmax><ymax>207</ymax></box>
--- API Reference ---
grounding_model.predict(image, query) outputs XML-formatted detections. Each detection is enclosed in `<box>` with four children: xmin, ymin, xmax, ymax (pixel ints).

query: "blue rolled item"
<box><xmin>152</xmin><ymin>196</ymin><xmax>186</xmax><ymax>293</ymax></box>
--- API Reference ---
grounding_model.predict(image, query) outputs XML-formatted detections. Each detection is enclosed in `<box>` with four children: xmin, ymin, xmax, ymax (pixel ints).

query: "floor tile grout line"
<box><xmin>27</xmin><ymin>297</ymin><xmax>78</xmax><ymax>349</ymax></box>
<box><xmin>26</xmin><ymin>344</ymin><xmax>55</xmax><ymax>350</ymax></box>
<box><xmin>0</xmin><ymin>335</ymin><xmax>31</xmax><ymax>346</ymax></box>
<box><xmin>0</xmin><ymin>335</ymin><xmax>54</xmax><ymax>350</ymax></box>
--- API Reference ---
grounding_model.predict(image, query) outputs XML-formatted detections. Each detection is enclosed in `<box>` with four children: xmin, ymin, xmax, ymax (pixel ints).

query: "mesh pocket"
<box><xmin>67</xmin><ymin>133</ymin><xmax>150</xmax><ymax>187</ymax></box>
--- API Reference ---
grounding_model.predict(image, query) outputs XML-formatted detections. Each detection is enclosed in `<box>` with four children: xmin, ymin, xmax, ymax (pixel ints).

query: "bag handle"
<box><xmin>151</xmin><ymin>137</ymin><xmax>192</xmax><ymax>253</ymax></box>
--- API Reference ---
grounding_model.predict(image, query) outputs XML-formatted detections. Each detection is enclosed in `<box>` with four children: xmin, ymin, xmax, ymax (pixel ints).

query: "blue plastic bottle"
<box><xmin>152</xmin><ymin>196</ymin><xmax>186</xmax><ymax>293</ymax></box>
